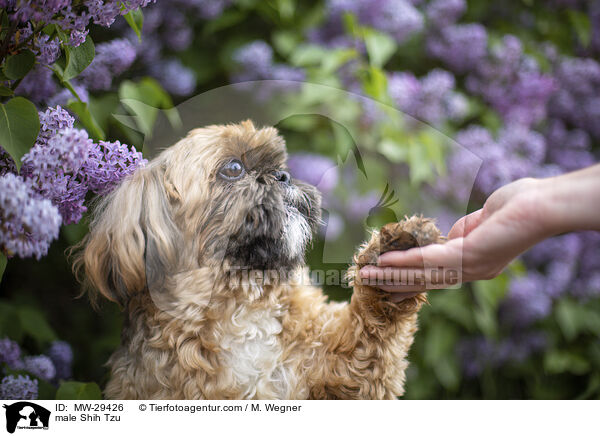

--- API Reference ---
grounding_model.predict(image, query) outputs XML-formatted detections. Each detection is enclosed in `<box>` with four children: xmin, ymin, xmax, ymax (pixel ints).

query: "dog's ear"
<box><xmin>73</xmin><ymin>164</ymin><xmax>181</xmax><ymax>306</ymax></box>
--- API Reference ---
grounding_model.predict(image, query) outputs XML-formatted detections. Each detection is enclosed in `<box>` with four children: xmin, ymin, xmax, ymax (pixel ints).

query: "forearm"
<box><xmin>540</xmin><ymin>164</ymin><xmax>600</xmax><ymax>234</ymax></box>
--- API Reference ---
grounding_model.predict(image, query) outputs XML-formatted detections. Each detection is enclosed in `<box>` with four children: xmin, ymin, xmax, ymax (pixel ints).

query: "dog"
<box><xmin>74</xmin><ymin>120</ymin><xmax>442</xmax><ymax>399</ymax></box>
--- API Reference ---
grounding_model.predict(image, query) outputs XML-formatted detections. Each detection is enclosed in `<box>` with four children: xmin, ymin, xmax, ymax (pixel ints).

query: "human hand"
<box><xmin>359</xmin><ymin>177</ymin><xmax>555</xmax><ymax>296</ymax></box>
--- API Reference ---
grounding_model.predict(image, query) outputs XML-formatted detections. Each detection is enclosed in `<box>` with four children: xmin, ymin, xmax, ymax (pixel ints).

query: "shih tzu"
<box><xmin>74</xmin><ymin>120</ymin><xmax>442</xmax><ymax>399</ymax></box>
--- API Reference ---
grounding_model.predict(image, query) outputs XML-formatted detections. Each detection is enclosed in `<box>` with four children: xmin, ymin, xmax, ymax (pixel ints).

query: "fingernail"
<box><xmin>359</xmin><ymin>267</ymin><xmax>373</xmax><ymax>278</ymax></box>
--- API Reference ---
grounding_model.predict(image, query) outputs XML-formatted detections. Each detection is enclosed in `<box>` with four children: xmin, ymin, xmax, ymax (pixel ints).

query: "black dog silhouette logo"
<box><xmin>3</xmin><ymin>402</ymin><xmax>50</xmax><ymax>434</ymax></box>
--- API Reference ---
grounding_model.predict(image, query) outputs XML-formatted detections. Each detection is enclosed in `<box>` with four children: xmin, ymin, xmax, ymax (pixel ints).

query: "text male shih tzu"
<box><xmin>75</xmin><ymin>120</ymin><xmax>442</xmax><ymax>399</ymax></box>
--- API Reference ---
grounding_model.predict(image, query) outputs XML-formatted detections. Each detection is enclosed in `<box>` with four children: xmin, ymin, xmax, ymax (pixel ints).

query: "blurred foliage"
<box><xmin>2</xmin><ymin>0</ymin><xmax>600</xmax><ymax>399</ymax></box>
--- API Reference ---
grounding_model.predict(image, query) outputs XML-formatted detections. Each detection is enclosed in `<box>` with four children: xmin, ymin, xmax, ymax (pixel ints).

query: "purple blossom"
<box><xmin>501</xmin><ymin>272</ymin><xmax>552</xmax><ymax>327</ymax></box>
<box><xmin>37</xmin><ymin>106</ymin><xmax>75</xmax><ymax>147</ymax></box>
<box><xmin>23</xmin><ymin>355</ymin><xmax>56</xmax><ymax>381</ymax></box>
<box><xmin>388</xmin><ymin>69</ymin><xmax>464</xmax><ymax>125</ymax></box>
<box><xmin>15</xmin><ymin>66</ymin><xmax>57</xmax><ymax>103</ymax></box>
<box><xmin>150</xmin><ymin>59</ymin><xmax>196</xmax><ymax>96</ymax></box>
<box><xmin>467</xmin><ymin>36</ymin><xmax>556</xmax><ymax>126</ymax></box>
<box><xmin>287</xmin><ymin>153</ymin><xmax>339</xmax><ymax>195</ymax></box>
<box><xmin>346</xmin><ymin>191</ymin><xmax>380</xmax><ymax>221</ymax></box>
<box><xmin>0</xmin><ymin>174</ymin><xmax>62</xmax><ymax>259</ymax></box>
<box><xmin>425</xmin><ymin>0</ymin><xmax>466</xmax><ymax>27</ymax></box>
<box><xmin>233</xmin><ymin>41</ymin><xmax>274</xmax><ymax>81</ymax></box>
<box><xmin>47</xmin><ymin>340</ymin><xmax>73</xmax><ymax>380</ymax></box>
<box><xmin>0</xmin><ymin>375</ymin><xmax>38</xmax><ymax>400</ymax></box>
<box><xmin>79</xmin><ymin>39</ymin><xmax>137</xmax><ymax>90</ymax></box>
<box><xmin>0</xmin><ymin>337</ymin><xmax>21</xmax><ymax>368</ymax></box>
<box><xmin>35</xmin><ymin>34</ymin><xmax>60</xmax><ymax>65</ymax></box>
<box><xmin>84</xmin><ymin>140</ymin><xmax>147</xmax><ymax>195</ymax></box>
<box><xmin>321</xmin><ymin>211</ymin><xmax>344</xmax><ymax>241</ymax></box>
<box><xmin>427</xmin><ymin>24</ymin><xmax>488</xmax><ymax>73</ymax></box>
<box><xmin>85</xmin><ymin>0</ymin><xmax>121</xmax><ymax>27</ymax></box>
<box><xmin>0</xmin><ymin>147</ymin><xmax>17</xmax><ymax>177</ymax></box>
<box><xmin>22</xmin><ymin>128</ymin><xmax>93</xmax><ymax>224</ymax></box>
<box><xmin>327</xmin><ymin>0</ymin><xmax>424</xmax><ymax>44</ymax></box>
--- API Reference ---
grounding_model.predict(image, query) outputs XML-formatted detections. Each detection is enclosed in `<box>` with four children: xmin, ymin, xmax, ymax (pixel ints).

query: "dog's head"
<box><xmin>75</xmin><ymin>120</ymin><xmax>321</xmax><ymax>306</ymax></box>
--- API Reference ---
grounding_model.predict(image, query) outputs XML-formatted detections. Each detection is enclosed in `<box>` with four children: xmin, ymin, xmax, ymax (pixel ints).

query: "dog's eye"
<box><xmin>218</xmin><ymin>159</ymin><xmax>245</xmax><ymax>181</ymax></box>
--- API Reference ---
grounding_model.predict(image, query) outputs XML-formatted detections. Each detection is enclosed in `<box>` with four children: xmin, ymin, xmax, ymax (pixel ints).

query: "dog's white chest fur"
<box><xmin>218</xmin><ymin>304</ymin><xmax>294</xmax><ymax>399</ymax></box>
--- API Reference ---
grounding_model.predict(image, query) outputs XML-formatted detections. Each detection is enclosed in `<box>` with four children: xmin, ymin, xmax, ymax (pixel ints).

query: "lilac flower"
<box><xmin>163</xmin><ymin>10</ymin><xmax>193</xmax><ymax>51</ymax></box>
<box><xmin>321</xmin><ymin>211</ymin><xmax>344</xmax><ymax>241</ymax></box>
<box><xmin>85</xmin><ymin>0</ymin><xmax>121</xmax><ymax>27</ymax></box>
<box><xmin>425</xmin><ymin>0</ymin><xmax>466</xmax><ymax>27</ymax></box>
<box><xmin>0</xmin><ymin>147</ymin><xmax>17</xmax><ymax>177</ymax></box>
<box><xmin>35</xmin><ymin>34</ymin><xmax>60</xmax><ymax>65</ymax></box>
<box><xmin>427</xmin><ymin>24</ymin><xmax>488</xmax><ymax>73</ymax></box>
<box><xmin>346</xmin><ymin>191</ymin><xmax>380</xmax><ymax>222</ymax></box>
<box><xmin>496</xmin><ymin>331</ymin><xmax>547</xmax><ymax>364</ymax></box>
<box><xmin>287</xmin><ymin>153</ymin><xmax>339</xmax><ymax>195</ymax></box>
<box><xmin>84</xmin><ymin>140</ymin><xmax>147</xmax><ymax>195</ymax></box>
<box><xmin>79</xmin><ymin>39</ymin><xmax>137</xmax><ymax>90</ymax></box>
<box><xmin>37</xmin><ymin>106</ymin><xmax>76</xmax><ymax>147</ymax></box>
<box><xmin>15</xmin><ymin>66</ymin><xmax>57</xmax><ymax>103</ymax></box>
<box><xmin>326</xmin><ymin>0</ymin><xmax>424</xmax><ymax>44</ymax></box>
<box><xmin>457</xmin><ymin>336</ymin><xmax>495</xmax><ymax>378</ymax></box>
<box><xmin>550</xmin><ymin>57</ymin><xmax>600</xmax><ymax>138</ymax></box>
<box><xmin>497</xmin><ymin>125</ymin><xmax>546</xmax><ymax>177</ymax></box>
<box><xmin>47</xmin><ymin>85</ymin><xmax>90</xmax><ymax>108</ymax></box>
<box><xmin>47</xmin><ymin>340</ymin><xmax>73</xmax><ymax>380</ymax></box>
<box><xmin>23</xmin><ymin>355</ymin><xmax>56</xmax><ymax>381</ymax></box>
<box><xmin>0</xmin><ymin>337</ymin><xmax>21</xmax><ymax>368</ymax></box>
<box><xmin>388</xmin><ymin>69</ymin><xmax>463</xmax><ymax>125</ymax></box>
<box><xmin>0</xmin><ymin>174</ymin><xmax>62</xmax><ymax>259</ymax></box>
<box><xmin>0</xmin><ymin>375</ymin><xmax>38</xmax><ymax>400</ymax></box>
<box><xmin>500</xmin><ymin>272</ymin><xmax>552</xmax><ymax>327</ymax></box>
<box><xmin>22</xmin><ymin>128</ymin><xmax>93</xmax><ymax>224</ymax></box>
<box><xmin>150</xmin><ymin>59</ymin><xmax>196</xmax><ymax>96</ymax></box>
<box><xmin>233</xmin><ymin>41</ymin><xmax>274</xmax><ymax>81</ymax></box>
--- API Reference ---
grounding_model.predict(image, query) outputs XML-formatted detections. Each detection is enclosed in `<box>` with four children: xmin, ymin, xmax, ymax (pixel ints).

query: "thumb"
<box><xmin>447</xmin><ymin>209</ymin><xmax>484</xmax><ymax>240</ymax></box>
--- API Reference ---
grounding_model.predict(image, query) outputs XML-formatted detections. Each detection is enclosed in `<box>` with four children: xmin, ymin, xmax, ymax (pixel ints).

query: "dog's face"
<box><xmin>77</xmin><ymin>120</ymin><xmax>321</xmax><ymax>305</ymax></box>
<box><xmin>187</xmin><ymin>121</ymin><xmax>322</xmax><ymax>271</ymax></box>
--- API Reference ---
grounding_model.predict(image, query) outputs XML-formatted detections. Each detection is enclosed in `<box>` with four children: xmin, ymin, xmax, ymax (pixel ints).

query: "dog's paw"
<box><xmin>356</xmin><ymin>215</ymin><xmax>442</xmax><ymax>267</ymax></box>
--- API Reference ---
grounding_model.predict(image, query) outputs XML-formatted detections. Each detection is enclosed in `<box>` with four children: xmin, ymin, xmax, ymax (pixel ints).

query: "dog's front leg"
<box><xmin>305</xmin><ymin>216</ymin><xmax>442</xmax><ymax>399</ymax></box>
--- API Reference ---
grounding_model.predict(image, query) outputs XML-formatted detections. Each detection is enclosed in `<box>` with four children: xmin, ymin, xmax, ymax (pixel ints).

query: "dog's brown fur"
<box><xmin>74</xmin><ymin>120</ymin><xmax>442</xmax><ymax>399</ymax></box>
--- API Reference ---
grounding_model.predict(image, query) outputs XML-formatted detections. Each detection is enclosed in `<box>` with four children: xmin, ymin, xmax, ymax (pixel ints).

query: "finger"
<box><xmin>448</xmin><ymin>209</ymin><xmax>484</xmax><ymax>239</ymax></box>
<box><xmin>389</xmin><ymin>292</ymin><xmax>422</xmax><ymax>302</ymax></box>
<box><xmin>377</xmin><ymin>237</ymin><xmax>465</xmax><ymax>269</ymax></box>
<box><xmin>360</xmin><ymin>266</ymin><xmax>461</xmax><ymax>289</ymax></box>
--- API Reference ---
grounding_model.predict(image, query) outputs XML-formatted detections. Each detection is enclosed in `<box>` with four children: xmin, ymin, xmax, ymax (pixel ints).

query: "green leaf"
<box><xmin>544</xmin><ymin>349</ymin><xmax>590</xmax><ymax>375</ymax></box>
<box><xmin>123</xmin><ymin>8</ymin><xmax>144</xmax><ymax>42</ymax></box>
<box><xmin>424</xmin><ymin>319</ymin><xmax>458</xmax><ymax>367</ymax></box>
<box><xmin>2</xmin><ymin>50</ymin><xmax>36</xmax><ymax>80</ymax></box>
<box><xmin>56</xmin><ymin>381</ymin><xmax>102</xmax><ymax>400</ymax></box>
<box><xmin>0</xmin><ymin>85</ymin><xmax>14</xmax><ymax>96</ymax></box>
<box><xmin>408</xmin><ymin>139</ymin><xmax>433</xmax><ymax>186</ymax></box>
<box><xmin>378</xmin><ymin>138</ymin><xmax>407</xmax><ymax>163</ymax></box>
<box><xmin>17</xmin><ymin>306</ymin><xmax>57</xmax><ymax>345</ymax></box>
<box><xmin>63</xmin><ymin>36</ymin><xmax>95</xmax><ymax>80</ymax></box>
<box><xmin>567</xmin><ymin>10</ymin><xmax>591</xmax><ymax>47</ymax></box>
<box><xmin>272</xmin><ymin>31</ymin><xmax>299</xmax><ymax>56</ymax></box>
<box><xmin>0</xmin><ymin>301</ymin><xmax>23</xmax><ymax>342</ymax></box>
<box><xmin>433</xmin><ymin>356</ymin><xmax>461</xmax><ymax>391</ymax></box>
<box><xmin>364</xmin><ymin>29</ymin><xmax>397</xmax><ymax>68</ymax></box>
<box><xmin>0</xmin><ymin>253</ymin><xmax>6</xmax><ymax>283</ymax></box>
<box><xmin>117</xmin><ymin>78</ymin><xmax>179</xmax><ymax>139</ymax></box>
<box><xmin>203</xmin><ymin>9</ymin><xmax>246</xmax><ymax>35</ymax></box>
<box><xmin>37</xmin><ymin>378</ymin><xmax>58</xmax><ymax>400</ymax></box>
<box><xmin>362</xmin><ymin>65</ymin><xmax>388</xmax><ymax>101</ymax></box>
<box><xmin>290</xmin><ymin>44</ymin><xmax>327</xmax><ymax>67</ymax></box>
<box><xmin>0</xmin><ymin>97</ymin><xmax>40</xmax><ymax>171</ymax></box>
<box><xmin>67</xmin><ymin>100</ymin><xmax>105</xmax><ymax>141</ymax></box>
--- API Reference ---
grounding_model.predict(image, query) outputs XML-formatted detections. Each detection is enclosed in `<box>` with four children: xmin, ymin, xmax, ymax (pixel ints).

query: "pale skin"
<box><xmin>360</xmin><ymin>164</ymin><xmax>600</xmax><ymax>301</ymax></box>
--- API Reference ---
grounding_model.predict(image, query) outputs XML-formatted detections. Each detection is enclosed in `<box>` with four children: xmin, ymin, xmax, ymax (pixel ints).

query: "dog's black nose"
<box><xmin>273</xmin><ymin>170</ymin><xmax>291</xmax><ymax>184</ymax></box>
